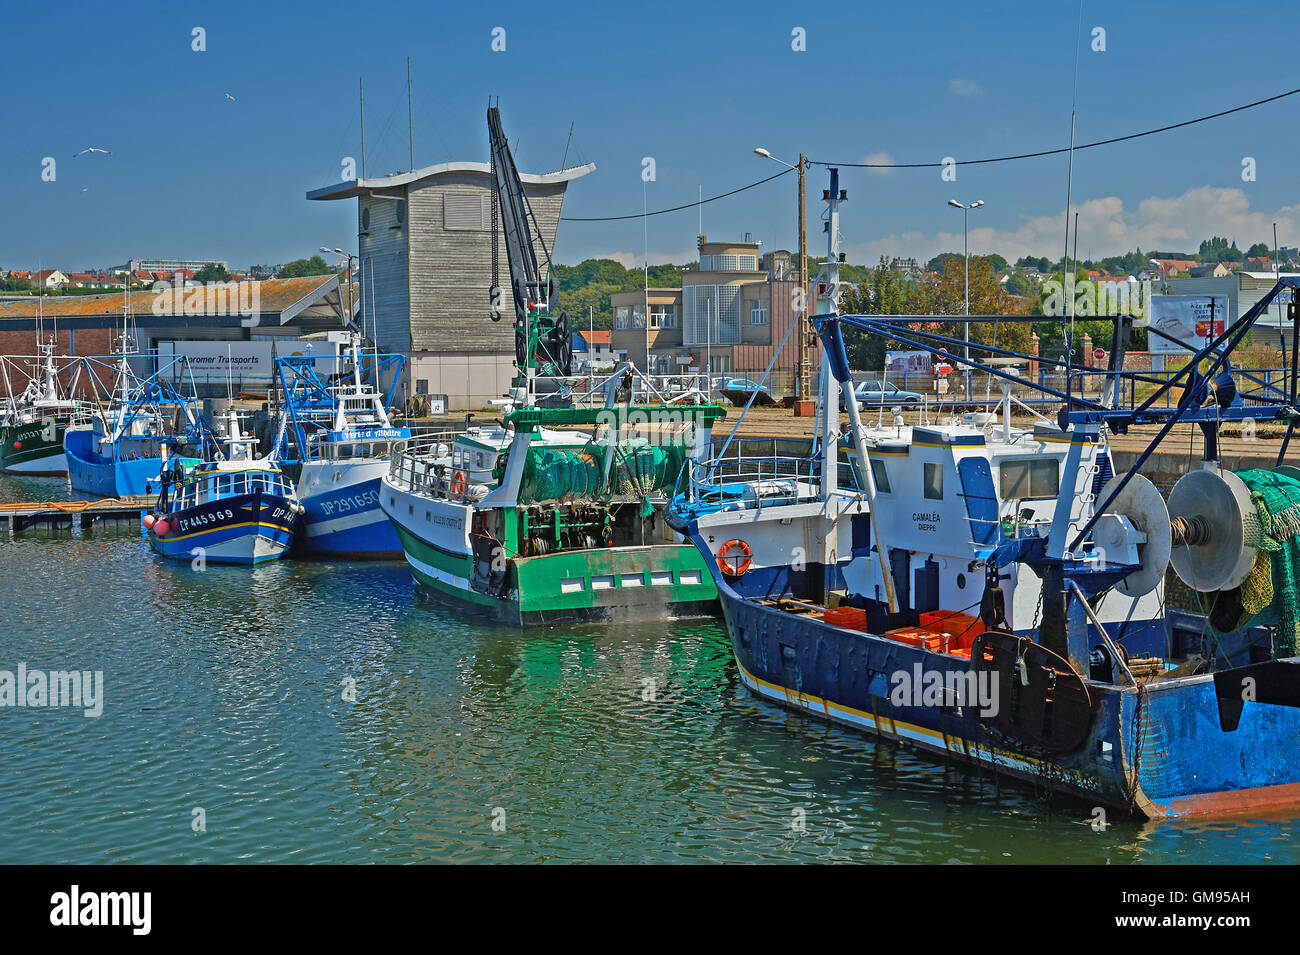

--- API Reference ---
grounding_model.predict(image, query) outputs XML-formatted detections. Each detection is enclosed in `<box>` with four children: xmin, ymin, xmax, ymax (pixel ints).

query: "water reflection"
<box><xmin>1</xmin><ymin>473</ymin><xmax>1298</xmax><ymax>863</ymax></box>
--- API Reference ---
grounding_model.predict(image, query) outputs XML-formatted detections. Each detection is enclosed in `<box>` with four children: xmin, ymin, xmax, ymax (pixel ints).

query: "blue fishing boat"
<box><xmin>669</xmin><ymin>169</ymin><xmax>1300</xmax><ymax>819</ymax></box>
<box><xmin>273</xmin><ymin>335</ymin><xmax>409</xmax><ymax>559</ymax></box>
<box><xmin>64</xmin><ymin>346</ymin><xmax>201</xmax><ymax>498</ymax></box>
<box><xmin>147</xmin><ymin>408</ymin><xmax>301</xmax><ymax>566</ymax></box>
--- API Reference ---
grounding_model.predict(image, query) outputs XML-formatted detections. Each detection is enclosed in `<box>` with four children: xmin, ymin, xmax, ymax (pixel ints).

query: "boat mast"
<box><xmin>820</xmin><ymin>167</ymin><xmax>900</xmax><ymax>614</ymax></box>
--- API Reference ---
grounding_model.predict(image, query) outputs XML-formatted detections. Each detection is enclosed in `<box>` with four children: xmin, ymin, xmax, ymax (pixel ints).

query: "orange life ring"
<box><xmin>451</xmin><ymin>469</ymin><xmax>467</xmax><ymax>498</ymax></box>
<box><xmin>718</xmin><ymin>539</ymin><xmax>753</xmax><ymax>576</ymax></box>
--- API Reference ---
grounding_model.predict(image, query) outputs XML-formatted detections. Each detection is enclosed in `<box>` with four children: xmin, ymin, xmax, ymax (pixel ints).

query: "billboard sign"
<box><xmin>1147</xmin><ymin>295</ymin><xmax>1231</xmax><ymax>354</ymax></box>
<box><xmin>885</xmin><ymin>350</ymin><xmax>932</xmax><ymax>376</ymax></box>
<box><xmin>158</xmin><ymin>340</ymin><xmax>339</xmax><ymax>383</ymax></box>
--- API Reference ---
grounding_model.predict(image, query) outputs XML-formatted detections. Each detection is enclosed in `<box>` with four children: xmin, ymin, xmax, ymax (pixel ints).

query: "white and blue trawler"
<box><xmin>147</xmin><ymin>408</ymin><xmax>301</xmax><ymax>566</ymax></box>
<box><xmin>668</xmin><ymin>168</ymin><xmax>1300</xmax><ymax>819</ymax></box>
<box><xmin>273</xmin><ymin>335</ymin><xmax>409</xmax><ymax>559</ymax></box>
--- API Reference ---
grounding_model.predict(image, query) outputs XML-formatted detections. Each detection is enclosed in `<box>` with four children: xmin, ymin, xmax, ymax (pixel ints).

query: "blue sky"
<box><xmin>3</xmin><ymin>0</ymin><xmax>1298</xmax><ymax>272</ymax></box>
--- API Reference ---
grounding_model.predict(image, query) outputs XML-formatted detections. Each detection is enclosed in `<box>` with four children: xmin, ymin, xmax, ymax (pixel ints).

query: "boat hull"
<box><xmin>64</xmin><ymin>428</ymin><xmax>194</xmax><ymax>497</ymax></box>
<box><xmin>1</xmin><ymin>420</ymin><xmax>67</xmax><ymax>475</ymax></box>
<box><xmin>296</xmin><ymin>459</ymin><xmax>401</xmax><ymax>559</ymax></box>
<box><xmin>715</xmin><ymin>566</ymin><xmax>1300</xmax><ymax>819</ymax></box>
<box><xmin>382</xmin><ymin>479</ymin><xmax>717</xmax><ymax>625</ymax></box>
<box><xmin>150</xmin><ymin>491</ymin><xmax>297</xmax><ymax>565</ymax></box>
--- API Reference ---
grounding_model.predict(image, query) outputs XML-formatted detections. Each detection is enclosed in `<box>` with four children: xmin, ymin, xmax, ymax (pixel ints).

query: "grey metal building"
<box><xmin>308</xmin><ymin>160</ymin><xmax>594</xmax><ymax>410</ymax></box>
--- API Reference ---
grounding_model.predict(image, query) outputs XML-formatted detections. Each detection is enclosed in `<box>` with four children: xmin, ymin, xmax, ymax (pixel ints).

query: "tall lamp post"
<box><xmin>754</xmin><ymin>147</ymin><xmax>811</xmax><ymax>414</ymax></box>
<box><xmin>947</xmin><ymin>199</ymin><xmax>984</xmax><ymax>399</ymax></box>
<box><xmin>321</xmin><ymin>247</ymin><xmax>356</xmax><ymax>329</ymax></box>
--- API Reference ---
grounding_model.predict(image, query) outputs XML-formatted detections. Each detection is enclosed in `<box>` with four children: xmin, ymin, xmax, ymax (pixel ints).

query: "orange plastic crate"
<box><xmin>885</xmin><ymin>627</ymin><xmax>945</xmax><ymax>651</ymax></box>
<box><xmin>824</xmin><ymin>606</ymin><xmax>868</xmax><ymax>631</ymax></box>
<box><xmin>918</xmin><ymin>612</ymin><xmax>982</xmax><ymax>651</ymax></box>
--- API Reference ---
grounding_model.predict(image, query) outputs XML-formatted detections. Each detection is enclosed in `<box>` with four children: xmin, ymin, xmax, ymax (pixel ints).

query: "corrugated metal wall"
<box><xmin>405</xmin><ymin>172</ymin><xmax>568</xmax><ymax>354</ymax></box>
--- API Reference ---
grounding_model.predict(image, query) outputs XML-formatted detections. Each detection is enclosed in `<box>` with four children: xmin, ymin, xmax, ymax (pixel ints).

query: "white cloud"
<box><xmin>948</xmin><ymin>78</ymin><xmax>983</xmax><ymax>98</ymax></box>
<box><xmin>843</xmin><ymin>186</ymin><xmax>1300</xmax><ymax>267</ymax></box>
<box><xmin>596</xmin><ymin>249</ymin><xmax>698</xmax><ymax>268</ymax></box>
<box><xmin>861</xmin><ymin>151</ymin><xmax>895</xmax><ymax>174</ymax></box>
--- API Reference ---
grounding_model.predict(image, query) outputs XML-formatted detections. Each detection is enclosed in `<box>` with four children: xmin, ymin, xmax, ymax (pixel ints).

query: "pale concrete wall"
<box><xmin>407</xmin><ymin>351</ymin><xmax>516</xmax><ymax>410</ymax></box>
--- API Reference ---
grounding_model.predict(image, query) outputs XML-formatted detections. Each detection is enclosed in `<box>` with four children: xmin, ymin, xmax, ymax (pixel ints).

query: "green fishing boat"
<box><xmin>0</xmin><ymin>343</ymin><xmax>80</xmax><ymax>476</ymax></box>
<box><xmin>381</xmin><ymin>404</ymin><xmax>723</xmax><ymax>624</ymax></box>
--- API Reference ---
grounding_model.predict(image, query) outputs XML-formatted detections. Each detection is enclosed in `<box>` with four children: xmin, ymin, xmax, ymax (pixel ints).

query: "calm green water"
<box><xmin>2</xmin><ymin>473</ymin><xmax>1298</xmax><ymax>864</ymax></box>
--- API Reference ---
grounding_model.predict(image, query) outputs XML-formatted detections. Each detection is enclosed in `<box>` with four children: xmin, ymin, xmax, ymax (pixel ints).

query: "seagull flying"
<box><xmin>225</xmin><ymin>93</ymin><xmax>236</xmax><ymax>101</ymax></box>
<box><xmin>73</xmin><ymin>147</ymin><xmax>111</xmax><ymax>157</ymax></box>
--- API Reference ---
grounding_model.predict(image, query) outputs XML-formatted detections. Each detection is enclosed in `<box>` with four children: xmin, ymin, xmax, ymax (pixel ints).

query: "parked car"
<box><xmin>718</xmin><ymin>377</ymin><xmax>775</xmax><ymax>405</ymax></box>
<box><xmin>854</xmin><ymin>377</ymin><xmax>923</xmax><ymax>405</ymax></box>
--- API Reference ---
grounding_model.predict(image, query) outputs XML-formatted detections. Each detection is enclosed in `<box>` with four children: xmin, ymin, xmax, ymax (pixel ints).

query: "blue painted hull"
<box><xmin>64</xmin><ymin>428</ymin><xmax>192</xmax><ymax>498</ymax></box>
<box><xmin>150</xmin><ymin>491</ymin><xmax>297</xmax><ymax>565</ymax></box>
<box><xmin>297</xmin><ymin>474</ymin><xmax>402</xmax><ymax>559</ymax></box>
<box><xmin>695</xmin><ymin>528</ymin><xmax>1300</xmax><ymax>819</ymax></box>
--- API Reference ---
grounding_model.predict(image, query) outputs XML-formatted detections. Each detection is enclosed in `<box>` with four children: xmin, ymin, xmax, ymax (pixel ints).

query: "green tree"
<box><xmin>927</xmin><ymin>252</ymin><xmax>964</xmax><ymax>275</ymax></box>
<box><xmin>193</xmin><ymin>262</ymin><xmax>230</xmax><ymax>283</ymax></box>
<box><xmin>1246</xmin><ymin>242</ymin><xmax>1273</xmax><ymax>259</ymax></box>
<box><xmin>278</xmin><ymin>255</ymin><xmax>333</xmax><ymax>278</ymax></box>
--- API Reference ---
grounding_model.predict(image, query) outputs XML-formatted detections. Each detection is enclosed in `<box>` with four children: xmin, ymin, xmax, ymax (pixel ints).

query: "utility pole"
<box><xmin>797</xmin><ymin>152</ymin><xmax>809</xmax><ymax>410</ymax></box>
<box><xmin>359</xmin><ymin>77</ymin><xmax>366</xmax><ymax>179</ymax></box>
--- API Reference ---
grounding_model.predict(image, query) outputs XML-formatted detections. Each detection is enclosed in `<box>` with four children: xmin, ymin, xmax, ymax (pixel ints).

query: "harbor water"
<box><xmin>2</xmin><ymin>472</ymin><xmax>1297</xmax><ymax>864</ymax></box>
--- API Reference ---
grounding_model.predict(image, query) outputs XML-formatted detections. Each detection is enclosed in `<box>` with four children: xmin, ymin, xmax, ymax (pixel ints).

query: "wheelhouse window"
<box><xmin>869</xmin><ymin>458</ymin><xmax>891</xmax><ymax>493</ymax></box>
<box><xmin>615</xmin><ymin>306</ymin><xmax>630</xmax><ymax>330</ymax></box>
<box><xmin>923</xmin><ymin>462</ymin><xmax>943</xmax><ymax>500</ymax></box>
<box><xmin>999</xmin><ymin>458</ymin><xmax>1060</xmax><ymax>499</ymax></box>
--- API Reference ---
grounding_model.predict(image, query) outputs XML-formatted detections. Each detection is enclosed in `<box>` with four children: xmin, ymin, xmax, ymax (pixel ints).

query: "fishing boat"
<box><xmin>63</xmin><ymin>344</ymin><xmax>202</xmax><ymax>497</ymax></box>
<box><xmin>146</xmin><ymin>408</ymin><xmax>301</xmax><ymax>565</ymax></box>
<box><xmin>669</xmin><ymin>167</ymin><xmax>1300</xmax><ymax>819</ymax></box>
<box><xmin>274</xmin><ymin>334</ymin><xmax>409</xmax><ymax>559</ymax></box>
<box><xmin>0</xmin><ymin>342</ymin><xmax>82</xmax><ymax>475</ymax></box>
<box><xmin>383</xmin><ymin>399</ymin><xmax>723</xmax><ymax>624</ymax></box>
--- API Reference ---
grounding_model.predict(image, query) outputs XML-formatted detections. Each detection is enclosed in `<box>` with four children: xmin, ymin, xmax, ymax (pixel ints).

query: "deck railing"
<box><xmin>688</xmin><ymin>437</ymin><xmax>864</xmax><ymax>504</ymax></box>
<box><xmin>388</xmin><ymin>432</ymin><xmax>462</xmax><ymax>499</ymax></box>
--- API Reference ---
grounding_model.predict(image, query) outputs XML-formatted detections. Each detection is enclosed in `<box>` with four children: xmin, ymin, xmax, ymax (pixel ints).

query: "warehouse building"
<box><xmin>0</xmin><ymin>274</ymin><xmax>350</xmax><ymax>397</ymax></box>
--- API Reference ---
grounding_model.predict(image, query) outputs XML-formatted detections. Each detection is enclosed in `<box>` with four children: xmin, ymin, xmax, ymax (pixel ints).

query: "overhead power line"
<box><xmin>820</xmin><ymin>84</ymin><xmax>1300</xmax><ymax>168</ymax></box>
<box><xmin>559</xmin><ymin>84</ymin><xmax>1300</xmax><ymax>223</ymax></box>
<box><xmin>561</xmin><ymin>167</ymin><xmax>794</xmax><ymax>222</ymax></box>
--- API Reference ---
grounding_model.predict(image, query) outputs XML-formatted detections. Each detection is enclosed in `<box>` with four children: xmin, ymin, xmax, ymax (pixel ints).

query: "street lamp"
<box><xmin>321</xmin><ymin>246</ymin><xmax>356</xmax><ymax>327</ymax></box>
<box><xmin>755</xmin><ymin>146</ymin><xmax>810</xmax><ymax>410</ymax></box>
<box><xmin>948</xmin><ymin>198</ymin><xmax>985</xmax><ymax>399</ymax></box>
